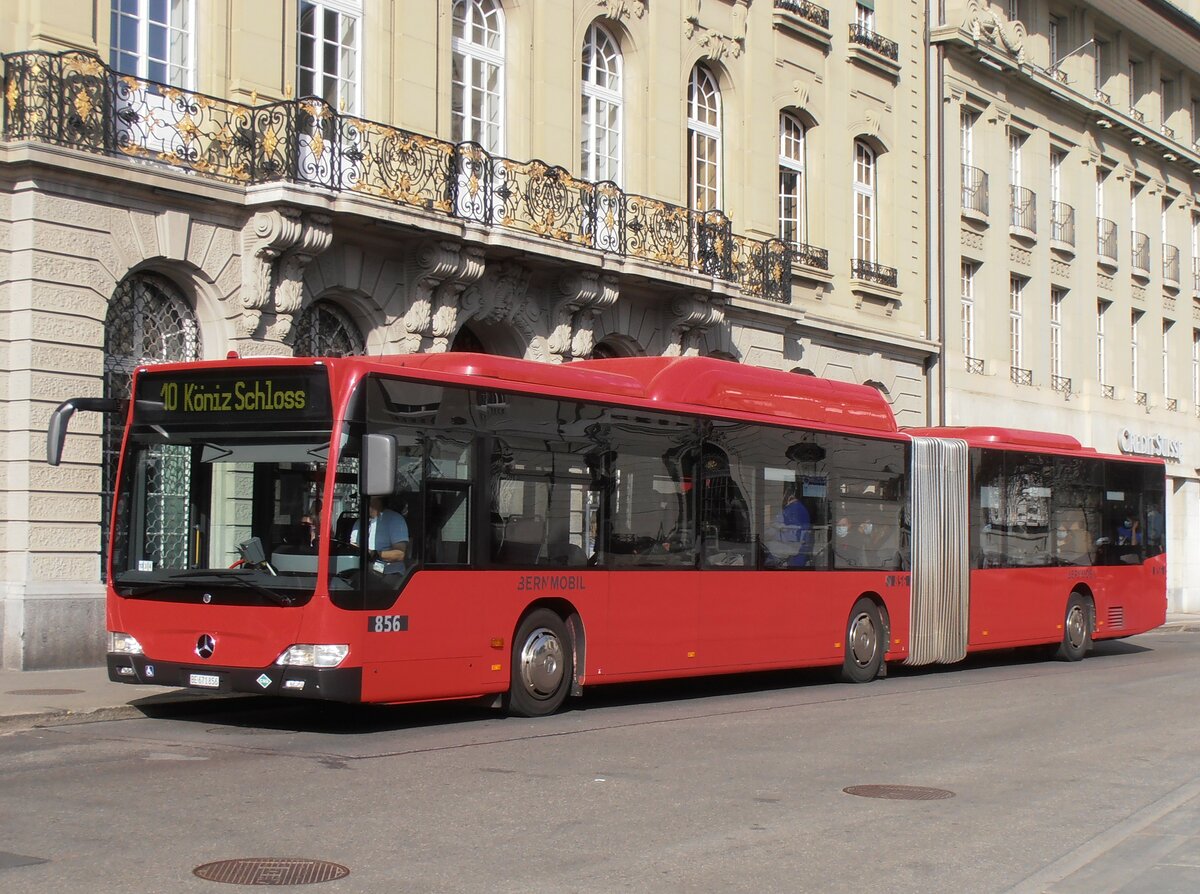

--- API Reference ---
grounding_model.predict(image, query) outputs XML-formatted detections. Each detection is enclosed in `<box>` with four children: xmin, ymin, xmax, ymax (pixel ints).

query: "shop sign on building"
<box><xmin>1117</xmin><ymin>428</ymin><xmax>1184</xmax><ymax>462</ymax></box>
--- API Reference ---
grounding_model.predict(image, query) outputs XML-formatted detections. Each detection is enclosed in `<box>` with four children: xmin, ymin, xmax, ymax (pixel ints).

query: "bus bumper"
<box><xmin>107</xmin><ymin>654</ymin><xmax>363</xmax><ymax>702</ymax></box>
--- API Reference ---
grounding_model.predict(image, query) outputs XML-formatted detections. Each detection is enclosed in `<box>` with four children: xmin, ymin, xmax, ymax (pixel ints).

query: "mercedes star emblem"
<box><xmin>195</xmin><ymin>634</ymin><xmax>215</xmax><ymax>660</ymax></box>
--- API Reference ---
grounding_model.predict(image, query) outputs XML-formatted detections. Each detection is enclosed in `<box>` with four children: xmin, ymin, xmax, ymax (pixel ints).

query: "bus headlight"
<box><xmin>274</xmin><ymin>644</ymin><xmax>349</xmax><ymax>668</ymax></box>
<box><xmin>108</xmin><ymin>631</ymin><xmax>144</xmax><ymax>655</ymax></box>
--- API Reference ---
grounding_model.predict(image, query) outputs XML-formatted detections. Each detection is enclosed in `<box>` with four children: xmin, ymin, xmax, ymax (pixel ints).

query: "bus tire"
<box><xmin>1055</xmin><ymin>593</ymin><xmax>1093</xmax><ymax>662</ymax></box>
<box><xmin>840</xmin><ymin>597</ymin><xmax>884</xmax><ymax>683</ymax></box>
<box><xmin>505</xmin><ymin>609</ymin><xmax>573</xmax><ymax>717</ymax></box>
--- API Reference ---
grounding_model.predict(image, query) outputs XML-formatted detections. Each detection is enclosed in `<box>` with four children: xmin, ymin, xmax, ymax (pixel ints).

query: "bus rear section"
<box><xmin>905</xmin><ymin>428</ymin><xmax>1167</xmax><ymax>666</ymax></box>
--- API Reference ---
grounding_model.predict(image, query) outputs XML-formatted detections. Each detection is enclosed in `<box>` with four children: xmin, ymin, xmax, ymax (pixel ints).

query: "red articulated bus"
<box><xmin>47</xmin><ymin>354</ymin><xmax>1166</xmax><ymax>716</ymax></box>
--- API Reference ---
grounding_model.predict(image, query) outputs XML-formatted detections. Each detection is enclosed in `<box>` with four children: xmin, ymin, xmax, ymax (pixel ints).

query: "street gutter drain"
<box><xmin>193</xmin><ymin>859</ymin><xmax>350</xmax><ymax>885</ymax></box>
<box><xmin>6</xmin><ymin>688</ymin><xmax>86</xmax><ymax>696</ymax></box>
<box><xmin>843</xmin><ymin>785</ymin><xmax>955</xmax><ymax>801</ymax></box>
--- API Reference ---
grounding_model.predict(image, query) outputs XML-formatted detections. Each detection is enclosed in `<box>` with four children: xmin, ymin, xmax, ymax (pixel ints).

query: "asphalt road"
<box><xmin>2</xmin><ymin>632</ymin><xmax>1199</xmax><ymax>894</ymax></box>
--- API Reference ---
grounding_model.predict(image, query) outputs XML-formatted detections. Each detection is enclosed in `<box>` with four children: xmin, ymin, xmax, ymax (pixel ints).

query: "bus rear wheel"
<box><xmin>840</xmin><ymin>597</ymin><xmax>884</xmax><ymax>683</ymax></box>
<box><xmin>505</xmin><ymin>609</ymin><xmax>573</xmax><ymax>717</ymax></box>
<box><xmin>1055</xmin><ymin>593</ymin><xmax>1093</xmax><ymax>662</ymax></box>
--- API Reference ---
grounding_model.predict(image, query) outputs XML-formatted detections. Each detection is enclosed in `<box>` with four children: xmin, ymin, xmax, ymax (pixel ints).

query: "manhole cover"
<box><xmin>194</xmin><ymin>859</ymin><xmax>350</xmax><ymax>885</ymax></box>
<box><xmin>5</xmin><ymin>689</ymin><xmax>85</xmax><ymax>696</ymax></box>
<box><xmin>843</xmin><ymin>784</ymin><xmax>955</xmax><ymax>801</ymax></box>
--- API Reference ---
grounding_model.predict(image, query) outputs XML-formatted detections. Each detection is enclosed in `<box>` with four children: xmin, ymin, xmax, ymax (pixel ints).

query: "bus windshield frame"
<box><xmin>110</xmin><ymin>366</ymin><xmax>341</xmax><ymax>605</ymax></box>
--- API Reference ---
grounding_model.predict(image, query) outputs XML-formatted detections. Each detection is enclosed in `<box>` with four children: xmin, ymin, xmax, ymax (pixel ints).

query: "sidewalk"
<box><xmin>2</xmin><ymin>613</ymin><xmax>1197</xmax><ymax>734</ymax></box>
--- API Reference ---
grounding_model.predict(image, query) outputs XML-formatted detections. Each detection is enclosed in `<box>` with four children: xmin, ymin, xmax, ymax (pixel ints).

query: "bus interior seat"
<box><xmin>497</xmin><ymin>516</ymin><xmax>544</xmax><ymax>564</ymax></box>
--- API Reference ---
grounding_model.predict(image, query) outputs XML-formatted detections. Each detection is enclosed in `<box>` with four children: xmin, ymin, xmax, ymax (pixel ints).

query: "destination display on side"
<box><xmin>134</xmin><ymin>368</ymin><xmax>332</xmax><ymax>424</ymax></box>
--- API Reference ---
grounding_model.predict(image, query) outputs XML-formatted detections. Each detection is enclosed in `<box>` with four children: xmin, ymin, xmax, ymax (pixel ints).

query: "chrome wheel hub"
<box><xmin>519</xmin><ymin>627</ymin><xmax>564</xmax><ymax>699</ymax></box>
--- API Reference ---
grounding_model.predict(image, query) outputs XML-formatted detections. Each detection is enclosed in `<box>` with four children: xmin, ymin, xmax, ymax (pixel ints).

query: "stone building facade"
<box><xmin>0</xmin><ymin>1</ymin><xmax>931</xmax><ymax>668</ymax></box>
<box><xmin>931</xmin><ymin>0</ymin><xmax>1200</xmax><ymax>610</ymax></box>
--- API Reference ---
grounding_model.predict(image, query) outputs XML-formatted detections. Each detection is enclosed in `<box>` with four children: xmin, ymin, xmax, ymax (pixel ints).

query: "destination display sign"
<box><xmin>134</xmin><ymin>368</ymin><xmax>331</xmax><ymax>425</ymax></box>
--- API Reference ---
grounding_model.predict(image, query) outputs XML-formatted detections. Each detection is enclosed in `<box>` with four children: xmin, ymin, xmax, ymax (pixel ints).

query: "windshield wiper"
<box><xmin>162</xmin><ymin>570</ymin><xmax>296</xmax><ymax>607</ymax></box>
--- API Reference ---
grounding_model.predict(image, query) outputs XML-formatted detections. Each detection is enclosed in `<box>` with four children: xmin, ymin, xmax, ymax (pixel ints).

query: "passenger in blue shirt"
<box><xmin>350</xmin><ymin>496</ymin><xmax>409</xmax><ymax>574</ymax></box>
<box><xmin>778</xmin><ymin>491</ymin><xmax>812</xmax><ymax>567</ymax></box>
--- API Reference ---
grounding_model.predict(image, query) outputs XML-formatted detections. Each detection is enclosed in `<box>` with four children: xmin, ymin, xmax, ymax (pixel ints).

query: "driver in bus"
<box><xmin>350</xmin><ymin>496</ymin><xmax>409</xmax><ymax>574</ymax></box>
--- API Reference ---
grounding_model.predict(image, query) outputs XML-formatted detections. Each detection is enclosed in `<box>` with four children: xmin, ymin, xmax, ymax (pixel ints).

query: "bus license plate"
<box><xmin>188</xmin><ymin>673</ymin><xmax>220</xmax><ymax>689</ymax></box>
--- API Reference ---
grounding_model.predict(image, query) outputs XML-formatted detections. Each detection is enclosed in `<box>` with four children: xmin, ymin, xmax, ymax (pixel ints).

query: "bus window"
<box><xmin>1050</xmin><ymin>456</ymin><xmax>1103</xmax><ymax>567</ymax></box>
<box><xmin>1144</xmin><ymin>465</ymin><xmax>1166</xmax><ymax>558</ymax></box>
<box><xmin>827</xmin><ymin>435</ymin><xmax>907</xmax><ymax>571</ymax></box>
<box><xmin>697</xmin><ymin>431</ymin><xmax>754</xmax><ymax>567</ymax></box>
<box><xmin>973</xmin><ymin>450</ymin><xmax>1054</xmax><ymax>567</ymax></box>
<box><xmin>1100</xmin><ymin>460</ymin><xmax>1149</xmax><ymax>565</ymax></box>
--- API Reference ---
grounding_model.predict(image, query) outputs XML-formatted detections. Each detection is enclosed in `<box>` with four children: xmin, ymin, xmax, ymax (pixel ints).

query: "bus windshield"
<box><xmin>110</xmin><ymin>367</ymin><xmax>336</xmax><ymax>604</ymax></box>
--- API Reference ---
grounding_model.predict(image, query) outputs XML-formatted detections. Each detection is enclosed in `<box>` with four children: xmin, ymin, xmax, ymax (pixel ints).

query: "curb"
<box><xmin>0</xmin><ymin>693</ymin><xmax>251</xmax><ymax>734</ymax></box>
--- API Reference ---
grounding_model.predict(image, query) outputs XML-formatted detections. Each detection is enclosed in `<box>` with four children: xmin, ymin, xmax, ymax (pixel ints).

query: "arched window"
<box><xmin>452</xmin><ymin>0</ymin><xmax>505</xmax><ymax>153</ymax></box>
<box><xmin>581</xmin><ymin>21</ymin><xmax>623</xmax><ymax>183</ymax></box>
<box><xmin>778</xmin><ymin>112</ymin><xmax>807</xmax><ymax>248</ymax></box>
<box><xmin>687</xmin><ymin>64</ymin><xmax>722</xmax><ymax>211</ymax></box>
<box><xmin>102</xmin><ymin>273</ymin><xmax>201</xmax><ymax>579</ymax></box>
<box><xmin>291</xmin><ymin>301</ymin><xmax>365</xmax><ymax>357</ymax></box>
<box><xmin>853</xmin><ymin>140</ymin><xmax>877</xmax><ymax>264</ymax></box>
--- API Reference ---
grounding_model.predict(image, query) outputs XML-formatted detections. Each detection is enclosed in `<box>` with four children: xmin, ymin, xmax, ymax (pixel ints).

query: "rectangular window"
<box><xmin>1050</xmin><ymin>288</ymin><xmax>1065</xmax><ymax>378</ymax></box>
<box><xmin>961</xmin><ymin>262</ymin><xmax>976</xmax><ymax>358</ymax></box>
<box><xmin>109</xmin><ymin>0</ymin><xmax>194</xmax><ymax>87</ymax></box>
<box><xmin>960</xmin><ymin>109</ymin><xmax>975</xmax><ymax>168</ymax></box>
<box><xmin>1163</xmin><ymin>320</ymin><xmax>1172</xmax><ymax>398</ymax></box>
<box><xmin>1049</xmin><ymin>18</ymin><xmax>1061</xmax><ymax>68</ymax></box>
<box><xmin>1094</xmin><ymin>38</ymin><xmax>1106</xmax><ymax>94</ymax></box>
<box><xmin>855</xmin><ymin>2</ymin><xmax>875</xmax><ymax>33</ymax></box>
<box><xmin>1009</xmin><ymin>276</ymin><xmax>1024</xmax><ymax>370</ymax></box>
<box><xmin>1131</xmin><ymin>309</ymin><xmax>1143</xmax><ymax>391</ymax></box>
<box><xmin>1161</xmin><ymin>79</ymin><xmax>1173</xmax><ymax>126</ymax></box>
<box><xmin>1129</xmin><ymin>58</ymin><xmax>1142</xmax><ymax>109</ymax></box>
<box><xmin>1192</xmin><ymin>329</ymin><xmax>1199</xmax><ymax>406</ymax></box>
<box><xmin>298</xmin><ymin>0</ymin><xmax>361</xmax><ymax>114</ymax></box>
<box><xmin>1050</xmin><ymin>149</ymin><xmax>1064</xmax><ymax>205</ymax></box>
<box><xmin>1097</xmin><ymin>299</ymin><xmax>1109</xmax><ymax>384</ymax></box>
<box><xmin>1009</xmin><ymin>131</ymin><xmax>1023</xmax><ymax>188</ymax></box>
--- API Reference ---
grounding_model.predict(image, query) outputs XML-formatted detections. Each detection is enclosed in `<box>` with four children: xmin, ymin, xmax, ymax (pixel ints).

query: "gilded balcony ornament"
<box><xmin>73</xmin><ymin>87</ymin><xmax>93</xmax><ymax>121</ymax></box>
<box><xmin>5</xmin><ymin>76</ymin><xmax>18</xmax><ymax>114</ymax></box>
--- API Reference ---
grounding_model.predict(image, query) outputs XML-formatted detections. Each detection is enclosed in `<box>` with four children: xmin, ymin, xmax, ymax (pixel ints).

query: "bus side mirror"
<box><xmin>46</xmin><ymin>397</ymin><xmax>123</xmax><ymax>466</ymax></box>
<box><xmin>362</xmin><ymin>433</ymin><xmax>397</xmax><ymax>496</ymax></box>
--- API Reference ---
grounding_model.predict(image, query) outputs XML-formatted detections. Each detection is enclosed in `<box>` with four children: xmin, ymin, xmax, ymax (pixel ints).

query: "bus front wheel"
<box><xmin>505</xmin><ymin>609</ymin><xmax>573</xmax><ymax>717</ymax></box>
<box><xmin>840</xmin><ymin>597</ymin><xmax>884</xmax><ymax>683</ymax></box>
<box><xmin>1055</xmin><ymin>593</ymin><xmax>1093</xmax><ymax>662</ymax></box>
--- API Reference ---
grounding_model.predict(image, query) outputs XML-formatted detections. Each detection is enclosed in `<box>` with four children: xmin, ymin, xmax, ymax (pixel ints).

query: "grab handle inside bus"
<box><xmin>46</xmin><ymin>397</ymin><xmax>123</xmax><ymax>466</ymax></box>
<box><xmin>362</xmin><ymin>433</ymin><xmax>397</xmax><ymax>496</ymax></box>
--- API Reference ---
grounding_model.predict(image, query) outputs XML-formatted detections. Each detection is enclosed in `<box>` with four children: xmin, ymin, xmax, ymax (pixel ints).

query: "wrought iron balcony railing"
<box><xmin>1010</xmin><ymin>366</ymin><xmax>1033</xmax><ymax>386</ymax></box>
<box><xmin>1</xmin><ymin>50</ymin><xmax>792</xmax><ymax>302</ymax></box>
<box><xmin>789</xmin><ymin>241</ymin><xmax>830</xmax><ymax>270</ymax></box>
<box><xmin>1130</xmin><ymin>107</ymin><xmax>1145</xmax><ymax>123</ymax></box>
<box><xmin>1051</xmin><ymin>375</ymin><xmax>1072</xmax><ymax>396</ymax></box>
<box><xmin>965</xmin><ymin>356</ymin><xmax>985</xmax><ymax>375</ymax></box>
<box><xmin>1095</xmin><ymin>89</ymin><xmax>1112</xmax><ymax>105</ymax></box>
<box><xmin>961</xmin><ymin>165</ymin><xmax>989</xmax><ymax>216</ymax></box>
<box><xmin>1010</xmin><ymin>185</ymin><xmax>1036</xmax><ymax>233</ymax></box>
<box><xmin>850</xmin><ymin>258</ymin><xmax>898</xmax><ymax>287</ymax></box>
<box><xmin>1132</xmin><ymin>231</ymin><xmax>1150</xmax><ymax>273</ymax></box>
<box><xmin>1162</xmin><ymin>124</ymin><xmax>1176</xmax><ymax>139</ymax></box>
<box><xmin>1163</xmin><ymin>244</ymin><xmax>1180</xmax><ymax>285</ymax></box>
<box><xmin>1102</xmin><ymin>384</ymin><xmax>1117</xmax><ymax>399</ymax></box>
<box><xmin>848</xmin><ymin>24</ymin><xmax>899</xmax><ymax>61</ymax></box>
<box><xmin>1097</xmin><ymin>218</ymin><xmax>1118</xmax><ymax>264</ymax></box>
<box><xmin>1051</xmin><ymin>201</ymin><xmax>1075</xmax><ymax>246</ymax></box>
<box><xmin>1135</xmin><ymin>390</ymin><xmax>1148</xmax><ymax>406</ymax></box>
<box><xmin>1166</xmin><ymin>397</ymin><xmax>1179</xmax><ymax>412</ymax></box>
<box><xmin>773</xmin><ymin>0</ymin><xmax>829</xmax><ymax>29</ymax></box>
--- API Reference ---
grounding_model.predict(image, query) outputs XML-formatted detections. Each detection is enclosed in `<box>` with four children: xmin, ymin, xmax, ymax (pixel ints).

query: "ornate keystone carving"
<box><xmin>684</xmin><ymin>0</ymin><xmax>747</xmax><ymax>61</ymax></box>
<box><xmin>600</xmin><ymin>0</ymin><xmax>646</xmax><ymax>20</ymax></box>
<box><xmin>547</xmin><ymin>272</ymin><xmax>620</xmax><ymax>362</ymax></box>
<box><xmin>239</xmin><ymin>208</ymin><xmax>332</xmax><ymax>341</ymax></box>
<box><xmin>396</xmin><ymin>241</ymin><xmax>486</xmax><ymax>353</ymax></box>
<box><xmin>963</xmin><ymin>0</ymin><xmax>1026</xmax><ymax>64</ymax></box>
<box><xmin>668</xmin><ymin>293</ymin><xmax>725</xmax><ymax>356</ymax></box>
